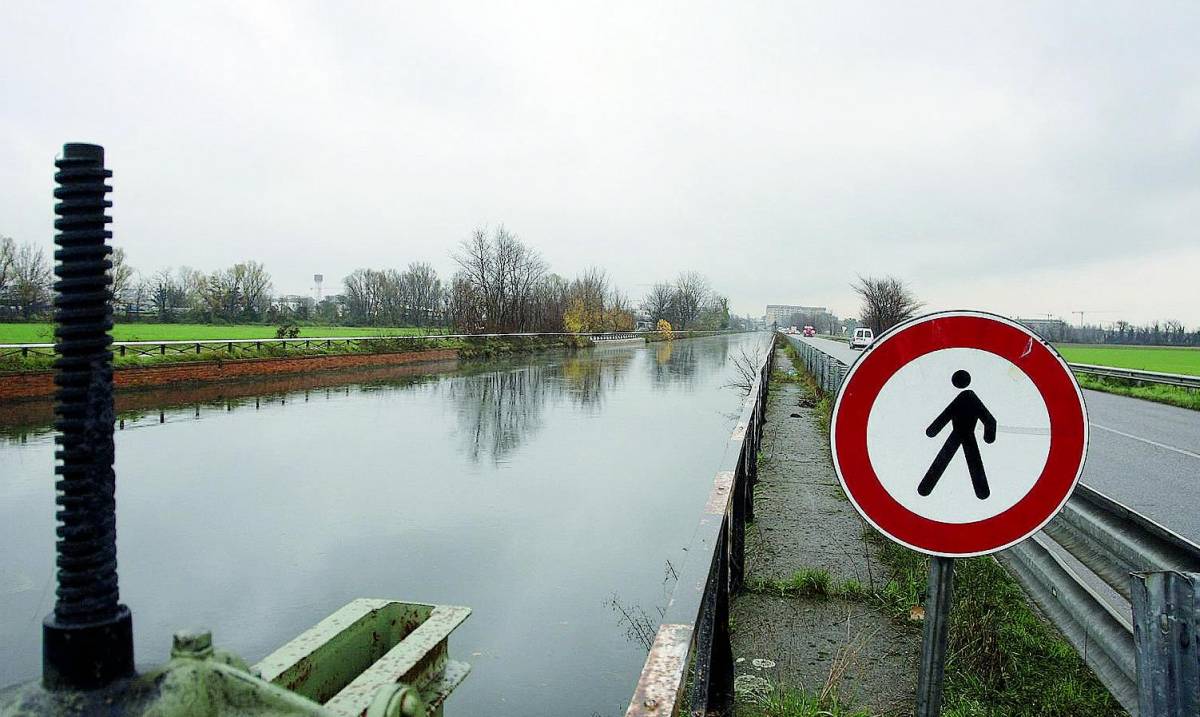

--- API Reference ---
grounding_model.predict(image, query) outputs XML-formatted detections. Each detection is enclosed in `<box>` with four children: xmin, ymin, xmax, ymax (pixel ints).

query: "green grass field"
<box><xmin>1055</xmin><ymin>343</ymin><xmax>1200</xmax><ymax>376</ymax></box>
<box><xmin>0</xmin><ymin>323</ymin><xmax>437</xmax><ymax>344</ymax></box>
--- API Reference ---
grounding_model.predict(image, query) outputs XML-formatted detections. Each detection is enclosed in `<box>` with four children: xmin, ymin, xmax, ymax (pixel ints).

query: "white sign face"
<box><xmin>866</xmin><ymin>348</ymin><xmax>1051</xmax><ymax>524</ymax></box>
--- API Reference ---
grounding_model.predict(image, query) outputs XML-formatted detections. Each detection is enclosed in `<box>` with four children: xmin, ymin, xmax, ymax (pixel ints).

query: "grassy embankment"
<box><xmin>747</xmin><ymin>338</ymin><xmax>1122</xmax><ymax>717</ymax></box>
<box><xmin>0</xmin><ymin>322</ymin><xmax>437</xmax><ymax>343</ymax></box>
<box><xmin>0</xmin><ymin>322</ymin><xmax>591</xmax><ymax>373</ymax></box>
<box><xmin>1056</xmin><ymin>344</ymin><xmax>1200</xmax><ymax>411</ymax></box>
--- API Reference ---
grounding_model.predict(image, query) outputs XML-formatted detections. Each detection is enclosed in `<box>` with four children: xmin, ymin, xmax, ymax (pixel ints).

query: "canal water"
<box><xmin>0</xmin><ymin>333</ymin><xmax>769</xmax><ymax>716</ymax></box>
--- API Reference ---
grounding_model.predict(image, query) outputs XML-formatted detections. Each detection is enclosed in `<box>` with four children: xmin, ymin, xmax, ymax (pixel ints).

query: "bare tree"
<box><xmin>125</xmin><ymin>275</ymin><xmax>151</xmax><ymax>318</ymax></box>
<box><xmin>531</xmin><ymin>273</ymin><xmax>570</xmax><ymax>332</ymax></box>
<box><xmin>197</xmin><ymin>261</ymin><xmax>273</xmax><ymax>322</ymax></box>
<box><xmin>726</xmin><ymin>345</ymin><xmax>765</xmax><ymax>396</ymax></box>
<box><xmin>641</xmin><ymin>282</ymin><xmax>675</xmax><ymax>324</ymax></box>
<box><xmin>176</xmin><ymin>266</ymin><xmax>205</xmax><ymax>313</ymax></box>
<box><xmin>343</xmin><ymin>268</ymin><xmax>386</xmax><ymax>324</ymax></box>
<box><xmin>110</xmin><ymin>247</ymin><xmax>135</xmax><ymax>304</ymax></box>
<box><xmin>698</xmin><ymin>293</ymin><xmax>730</xmax><ymax>329</ymax></box>
<box><xmin>10</xmin><ymin>241</ymin><xmax>52</xmax><ymax>318</ymax></box>
<box><xmin>400</xmin><ymin>261</ymin><xmax>442</xmax><ymax>326</ymax></box>
<box><xmin>148</xmin><ymin>268</ymin><xmax>184</xmax><ymax>320</ymax></box>
<box><xmin>672</xmin><ymin>271</ymin><xmax>710</xmax><ymax>329</ymax></box>
<box><xmin>852</xmin><ymin>275</ymin><xmax>922</xmax><ymax>335</ymax></box>
<box><xmin>234</xmin><ymin>261</ymin><xmax>273</xmax><ymax>319</ymax></box>
<box><xmin>0</xmin><ymin>236</ymin><xmax>15</xmax><ymax>300</ymax></box>
<box><xmin>451</xmin><ymin>226</ymin><xmax>546</xmax><ymax>332</ymax></box>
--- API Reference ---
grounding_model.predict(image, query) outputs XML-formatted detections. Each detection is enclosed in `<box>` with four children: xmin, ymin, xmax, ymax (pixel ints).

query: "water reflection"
<box><xmin>443</xmin><ymin>348</ymin><xmax>638</xmax><ymax>463</ymax></box>
<box><xmin>647</xmin><ymin>338</ymin><xmax>730</xmax><ymax>389</ymax></box>
<box><xmin>0</xmin><ymin>359</ymin><xmax>458</xmax><ymax>444</ymax></box>
<box><xmin>445</xmin><ymin>365</ymin><xmax>549</xmax><ymax>464</ymax></box>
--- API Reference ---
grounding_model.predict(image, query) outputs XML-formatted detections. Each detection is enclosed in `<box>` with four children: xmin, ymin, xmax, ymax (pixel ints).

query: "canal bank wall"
<box><xmin>0</xmin><ymin>348</ymin><xmax>461</xmax><ymax>402</ymax></box>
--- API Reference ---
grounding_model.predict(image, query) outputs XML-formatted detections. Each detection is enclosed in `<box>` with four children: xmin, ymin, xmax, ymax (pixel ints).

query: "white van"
<box><xmin>850</xmin><ymin>327</ymin><xmax>874</xmax><ymax>350</ymax></box>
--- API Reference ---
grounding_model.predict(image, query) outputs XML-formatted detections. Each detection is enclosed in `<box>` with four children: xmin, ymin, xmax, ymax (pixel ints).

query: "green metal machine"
<box><xmin>2</xmin><ymin>599</ymin><xmax>470</xmax><ymax>717</ymax></box>
<box><xmin>0</xmin><ymin>143</ymin><xmax>471</xmax><ymax>716</ymax></box>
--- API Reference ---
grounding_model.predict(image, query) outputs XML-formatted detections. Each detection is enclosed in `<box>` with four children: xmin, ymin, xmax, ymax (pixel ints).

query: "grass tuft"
<box><xmin>747</xmin><ymin>568</ymin><xmax>832</xmax><ymax>598</ymax></box>
<box><xmin>739</xmin><ymin>684</ymin><xmax>870</xmax><ymax>717</ymax></box>
<box><xmin>870</xmin><ymin>537</ymin><xmax>1124</xmax><ymax>716</ymax></box>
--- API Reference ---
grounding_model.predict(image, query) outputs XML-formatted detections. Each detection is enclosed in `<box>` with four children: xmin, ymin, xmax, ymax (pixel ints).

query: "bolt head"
<box><xmin>172</xmin><ymin>629</ymin><xmax>214</xmax><ymax>658</ymax></box>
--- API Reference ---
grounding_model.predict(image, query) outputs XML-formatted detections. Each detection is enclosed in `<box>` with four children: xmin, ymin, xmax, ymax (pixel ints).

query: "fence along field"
<box><xmin>0</xmin><ymin>323</ymin><xmax>436</xmax><ymax>344</ymax></box>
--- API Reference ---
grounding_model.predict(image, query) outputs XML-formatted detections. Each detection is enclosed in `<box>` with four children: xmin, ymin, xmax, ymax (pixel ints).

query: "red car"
<box><xmin>802</xmin><ymin>326</ymin><xmax>816</xmax><ymax>337</ymax></box>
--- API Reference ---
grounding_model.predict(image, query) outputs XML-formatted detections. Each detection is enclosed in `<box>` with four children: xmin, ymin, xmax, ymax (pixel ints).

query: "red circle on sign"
<box><xmin>831</xmin><ymin>311</ymin><xmax>1088</xmax><ymax>557</ymax></box>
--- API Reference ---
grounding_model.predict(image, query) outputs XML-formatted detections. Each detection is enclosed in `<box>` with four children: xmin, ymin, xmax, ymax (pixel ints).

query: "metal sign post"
<box><xmin>915</xmin><ymin>557</ymin><xmax>955</xmax><ymax>717</ymax></box>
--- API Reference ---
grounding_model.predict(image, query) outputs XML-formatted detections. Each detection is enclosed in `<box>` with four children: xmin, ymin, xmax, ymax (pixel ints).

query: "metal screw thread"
<box><xmin>51</xmin><ymin>143</ymin><xmax>119</xmax><ymax>624</ymax></box>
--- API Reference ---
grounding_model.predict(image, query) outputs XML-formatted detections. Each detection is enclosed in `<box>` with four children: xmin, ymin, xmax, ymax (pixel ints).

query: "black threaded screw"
<box><xmin>42</xmin><ymin>143</ymin><xmax>134</xmax><ymax>690</ymax></box>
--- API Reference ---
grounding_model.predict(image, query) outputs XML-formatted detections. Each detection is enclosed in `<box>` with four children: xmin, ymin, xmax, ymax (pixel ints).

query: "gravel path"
<box><xmin>731</xmin><ymin>352</ymin><xmax>919</xmax><ymax>715</ymax></box>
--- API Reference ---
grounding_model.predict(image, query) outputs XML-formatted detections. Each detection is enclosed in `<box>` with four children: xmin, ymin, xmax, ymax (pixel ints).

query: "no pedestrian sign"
<box><xmin>831</xmin><ymin>311</ymin><xmax>1089</xmax><ymax>557</ymax></box>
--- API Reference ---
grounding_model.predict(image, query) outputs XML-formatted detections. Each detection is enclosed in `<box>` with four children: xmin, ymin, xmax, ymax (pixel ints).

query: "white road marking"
<box><xmin>1090</xmin><ymin>422</ymin><xmax>1200</xmax><ymax>460</ymax></box>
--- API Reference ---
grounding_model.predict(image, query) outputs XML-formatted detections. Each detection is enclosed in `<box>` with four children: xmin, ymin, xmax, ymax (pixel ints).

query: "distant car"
<box><xmin>786</xmin><ymin>326</ymin><xmax>799</xmax><ymax>334</ymax></box>
<box><xmin>802</xmin><ymin>326</ymin><xmax>816</xmax><ymax>337</ymax></box>
<box><xmin>850</xmin><ymin>327</ymin><xmax>874</xmax><ymax>350</ymax></box>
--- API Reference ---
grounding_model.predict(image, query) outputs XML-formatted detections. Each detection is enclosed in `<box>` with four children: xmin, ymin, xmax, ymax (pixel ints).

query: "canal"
<box><xmin>0</xmin><ymin>332</ymin><xmax>769</xmax><ymax>715</ymax></box>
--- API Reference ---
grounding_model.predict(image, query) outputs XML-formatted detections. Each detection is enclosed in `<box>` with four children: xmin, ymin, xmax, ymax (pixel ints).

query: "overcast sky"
<box><xmin>2</xmin><ymin>1</ymin><xmax>1198</xmax><ymax>326</ymax></box>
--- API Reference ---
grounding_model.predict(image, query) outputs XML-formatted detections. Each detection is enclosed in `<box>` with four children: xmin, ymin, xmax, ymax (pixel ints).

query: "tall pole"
<box><xmin>915</xmin><ymin>556</ymin><xmax>955</xmax><ymax>716</ymax></box>
<box><xmin>42</xmin><ymin>143</ymin><xmax>134</xmax><ymax>689</ymax></box>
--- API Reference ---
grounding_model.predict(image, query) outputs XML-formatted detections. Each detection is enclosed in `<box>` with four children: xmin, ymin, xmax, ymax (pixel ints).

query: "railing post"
<box><xmin>691</xmin><ymin>527</ymin><xmax>734</xmax><ymax>716</ymax></box>
<box><xmin>730</xmin><ymin>453</ymin><xmax>747</xmax><ymax>593</ymax></box>
<box><xmin>1131</xmin><ymin>571</ymin><xmax>1200</xmax><ymax>715</ymax></box>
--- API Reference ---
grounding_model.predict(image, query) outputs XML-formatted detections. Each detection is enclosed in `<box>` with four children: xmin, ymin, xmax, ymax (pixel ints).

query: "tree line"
<box><xmin>848</xmin><ymin>273</ymin><xmax>1200</xmax><ymax>347</ymax></box>
<box><xmin>1038</xmin><ymin>319</ymin><xmax>1200</xmax><ymax>347</ymax></box>
<box><xmin>0</xmin><ymin>228</ymin><xmax>737</xmax><ymax>334</ymax></box>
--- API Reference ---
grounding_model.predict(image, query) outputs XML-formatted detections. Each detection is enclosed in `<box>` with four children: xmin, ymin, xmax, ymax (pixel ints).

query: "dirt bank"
<box><xmin>0</xmin><ymin>349</ymin><xmax>459</xmax><ymax>402</ymax></box>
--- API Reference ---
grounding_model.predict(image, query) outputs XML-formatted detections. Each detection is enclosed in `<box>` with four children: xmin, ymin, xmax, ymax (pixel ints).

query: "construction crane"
<box><xmin>1072</xmin><ymin>310</ymin><xmax>1121</xmax><ymax>326</ymax></box>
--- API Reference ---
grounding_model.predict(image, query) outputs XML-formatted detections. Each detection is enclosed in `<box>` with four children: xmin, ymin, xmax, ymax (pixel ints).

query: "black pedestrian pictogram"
<box><xmin>918</xmin><ymin>370</ymin><xmax>997</xmax><ymax>499</ymax></box>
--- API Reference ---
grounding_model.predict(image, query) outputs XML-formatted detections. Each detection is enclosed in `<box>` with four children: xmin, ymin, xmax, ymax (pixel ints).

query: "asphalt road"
<box><xmin>788</xmin><ymin>334</ymin><xmax>1200</xmax><ymax>544</ymax></box>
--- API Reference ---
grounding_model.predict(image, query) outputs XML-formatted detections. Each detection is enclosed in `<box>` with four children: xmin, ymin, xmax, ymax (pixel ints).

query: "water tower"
<box><xmin>313</xmin><ymin>273</ymin><xmax>324</xmax><ymax>301</ymax></box>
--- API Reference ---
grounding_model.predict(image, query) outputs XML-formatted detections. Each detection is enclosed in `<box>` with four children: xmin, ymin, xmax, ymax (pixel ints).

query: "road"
<box><xmin>787</xmin><ymin>335</ymin><xmax>1200</xmax><ymax>544</ymax></box>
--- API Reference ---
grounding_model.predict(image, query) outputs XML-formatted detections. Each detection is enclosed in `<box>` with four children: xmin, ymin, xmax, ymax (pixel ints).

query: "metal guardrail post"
<box><xmin>1131</xmin><ymin>571</ymin><xmax>1200</xmax><ymax>715</ymax></box>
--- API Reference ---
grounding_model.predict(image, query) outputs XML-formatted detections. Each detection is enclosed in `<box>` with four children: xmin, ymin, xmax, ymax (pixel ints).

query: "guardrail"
<box><xmin>624</xmin><ymin>337</ymin><xmax>775</xmax><ymax>716</ymax></box>
<box><xmin>0</xmin><ymin>330</ymin><xmax>732</xmax><ymax>361</ymax></box>
<box><xmin>781</xmin><ymin>334</ymin><xmax>1199</xmax><ymax>391</ymax></box>
<box><xmin>1069</xmin><ymin>363</ymin><xmax>1200</xmax><ymax>390</ymax></box>
<box><xmin>781</xmin><ymin>332</ymin><xmax>1200</xmax><ymax>715</ymax></box>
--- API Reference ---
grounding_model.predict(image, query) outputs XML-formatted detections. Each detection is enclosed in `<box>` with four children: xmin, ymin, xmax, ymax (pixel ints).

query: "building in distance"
<box><xmin>765</xmin><ymin>304</ymin><xmax>828</xmax><ymax>327</ymax></box>
<box><xmin>1016</xmin><ymin>317</ymin><xmax>1068</xmax><ymax>342</ymax></box>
